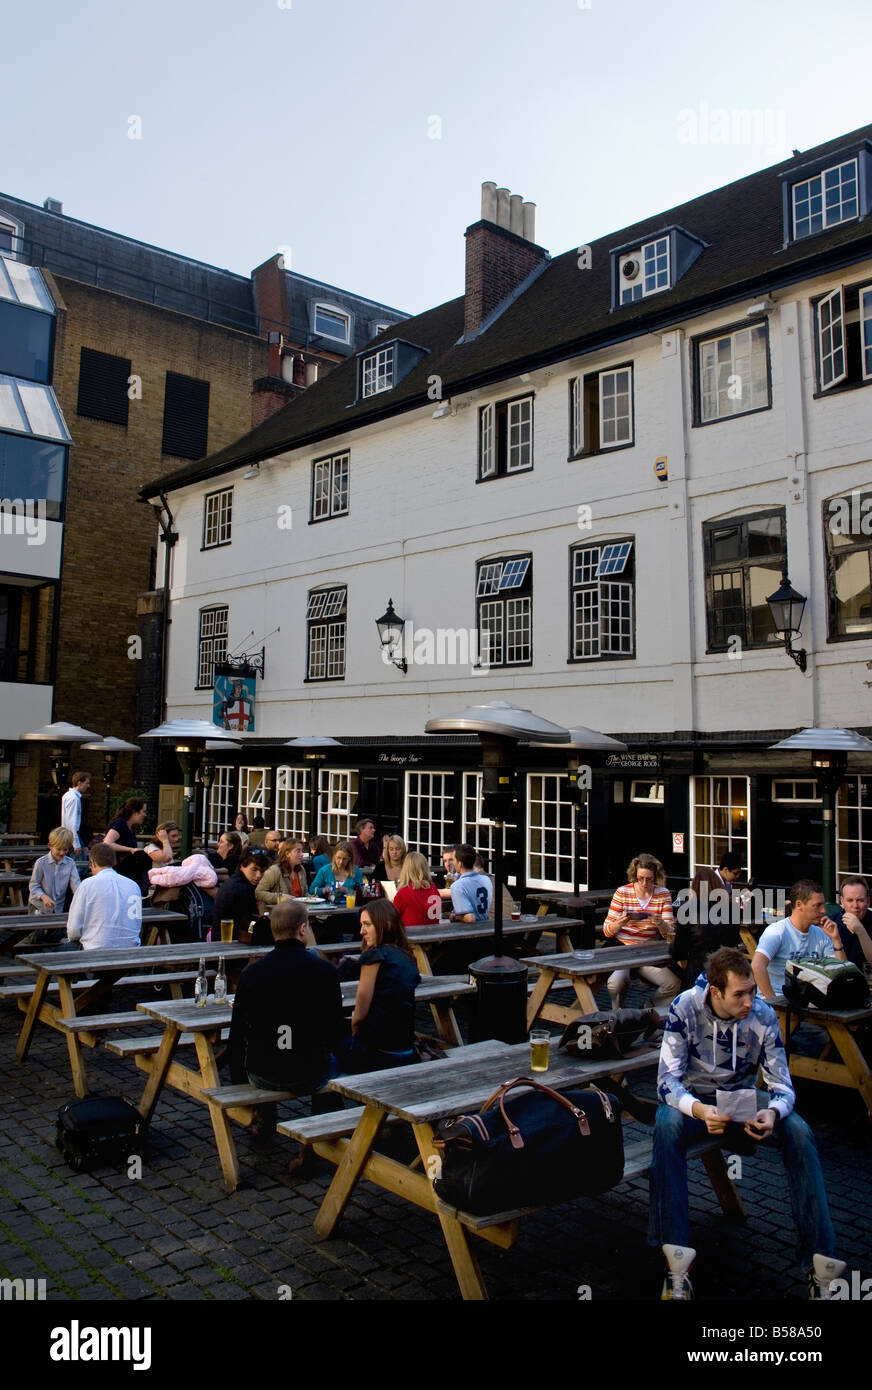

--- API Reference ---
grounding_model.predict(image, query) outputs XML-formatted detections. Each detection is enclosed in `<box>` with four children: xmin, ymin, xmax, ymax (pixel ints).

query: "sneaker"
<box><xmin>661</xmin><ymin>1243</ymin><xmax>695</xmax><ymax>1300</ymax></box>
<box><xmin>807</xmin><ymin>1253</ymin><xmax>845</xmax><ymax>1300</ymax></box>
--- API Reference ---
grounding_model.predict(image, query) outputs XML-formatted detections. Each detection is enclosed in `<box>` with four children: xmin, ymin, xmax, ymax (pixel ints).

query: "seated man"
<box><xmin>650</xmin><ymin>947</ymin><xmax>843</xmax><ymax>1301</ymax></box>
<box><xmin>828</xmin><ymin>875</ymin><xmax>872</xmax><ymax>969</ymax></box>
<box><xmin>228</xmin><ymin>900</ymin><xmax>345</xmax><ymax>1153</ymax></box>
<box><xmin>65</xmin><ymin>843</ymin><xmax>142</xmax><ymax>950</ymax></box>
<box><xmin>449</xmin><ymin>843</ymin><xmax>493</xmax><ymax>923</ymax></box>
<box><xmin>752</xmin><ymin>878</ymin><xmax>846</xmax><ymax>999</ymax></box>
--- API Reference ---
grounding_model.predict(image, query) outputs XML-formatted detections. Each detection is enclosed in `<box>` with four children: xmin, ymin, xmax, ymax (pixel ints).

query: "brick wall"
<box><xmin>463</xmin><ymin>221</ymin><xmax>548</xmax><ymax>336</ymax></box>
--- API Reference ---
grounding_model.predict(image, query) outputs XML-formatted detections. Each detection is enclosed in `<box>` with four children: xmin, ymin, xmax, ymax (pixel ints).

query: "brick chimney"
<box><xmin>463</xmin><ymin>183</ymin><xmax>547</xmax><ymax>338</ymax></box>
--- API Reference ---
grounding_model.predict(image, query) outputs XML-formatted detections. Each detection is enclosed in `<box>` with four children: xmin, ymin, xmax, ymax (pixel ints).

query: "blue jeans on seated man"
<box><xmin>647</xmin><ymin>1103</ymin><xmax>836</xmax><ymax>1267</ymax></box>
<box><xmin>339</xmin><ymin>1034</ymin><xmax>416</xmax><ymax>1074</ymax></box>
<box><xmin>247</xmin><ymin>1057</ymin><xmax>344</xmax><ymax>1118</ymax></box>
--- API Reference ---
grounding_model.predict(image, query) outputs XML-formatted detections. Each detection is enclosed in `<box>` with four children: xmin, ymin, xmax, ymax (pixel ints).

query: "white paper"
<box><xmin>716</xmin><ymin>1088</ymin><xmax>758</xmax><ymax>1120</ymax></box>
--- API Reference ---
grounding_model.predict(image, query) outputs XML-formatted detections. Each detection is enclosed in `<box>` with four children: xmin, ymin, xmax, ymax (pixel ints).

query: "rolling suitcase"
<box><xmin>55</xmin><ymin>1096</ymin><xmax>144</xmax><ymax>1174</ymax></box>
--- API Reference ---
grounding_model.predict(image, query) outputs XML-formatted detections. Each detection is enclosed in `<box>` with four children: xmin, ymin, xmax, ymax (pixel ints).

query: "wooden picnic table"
<box><xmin>0</xmin><ymin>874</ymin><xmax>29</xmax><ymax>908</ymax></box>
<box><xmin>770</xmin><ymin>993</ymin><xmax>872</xmax><ymax>1117</ymax></box>
<box><xmin>12</xmin><ymin>940</ymin><xmax>268</xmax><ymax>1096</ymax></box>
<box><xmin>309</xmin><ymin>1038</ymin><xmax>658</xmax><ymax>1300</ymax></box>
<box><xmin>522</xmin><ymin>943</ymin><xmax>673</xmax><ymax>1030</ymax></box>
<box><xmin>0</xmin><ymin>833</ymin><xmax>40</xmax><ymax>844</ymax></box>
<box><xmin>0</xmin><ymin>846</ymin><xmax>49</xmax><ymax>873</ymax></box>
<box><xmin>0</xmin><ymin>907</ymin><xmax>188</xmax><ymax>955</ymax></box>
<box><xmin>313</xmin><ymin>915</ymin><xmax>576</xmax><ymax>976</ymax></box>
<box><xmin>133</xmin><ymin>976</ymin><xmax>476</xmax><ymax>1190</ymax></box>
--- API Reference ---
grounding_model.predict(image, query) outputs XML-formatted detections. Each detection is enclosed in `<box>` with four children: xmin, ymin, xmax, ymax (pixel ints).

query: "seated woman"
<box><xmin>28</xmin><ymin>826</ymin><xmax>81</xmax><ymax>915</ymax></box>
<box><xmin>103</xmin><ymin>797</ymin><xmax>148</xmax><ymax>859</ymax></box>
<box><xmin>308</xmin><ymin>835</ymin><xmax>332</xmax><ymax>875</ymax></box>
<box><xmin>339</xmin><ymin>900</ymin><xmax>420</xmax><ymax>1073</ymax></box>
<box><xmin>118</xmin><ymin>819</ymin><xmax>180</xmax><ymax>896</ymax></box>
<box><xmin>393</xmin><ymin>851</ymin><xmax>442</xmax><ymax>927</ymax></box>
<box><xmin>309</xmin><ymin>844</ymin><xmax>364</xmax><ymax>902</ymax></box>
<box><xmin>208</xmin><ymin>829</ymin><xmax>243</xmax><ymax>878</ymax></box>
<box><xmin>233</xmin><ymin>813</ymin><xmax>251</xmax><ymax>846</ymax></box>
<box><xmin>256</xmin><ymin>839</ymin><xmax>308</xmax><ymax>906</ymax></box>
<box><xmin>602</xmin><ymin>852</ymin><xmax>680</xmax><ymax>1010</ymax></box>
<box><xmin>371</xmin><ymin>834</ymin><xmax>407</xmax><ymax>899</ymax></box>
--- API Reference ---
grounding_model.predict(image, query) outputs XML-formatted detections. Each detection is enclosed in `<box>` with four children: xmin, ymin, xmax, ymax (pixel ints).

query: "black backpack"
<box><xmin>56</xmin><ymin>1096</ymin><xmax>144</xmax><ymax>1174</ymax></box>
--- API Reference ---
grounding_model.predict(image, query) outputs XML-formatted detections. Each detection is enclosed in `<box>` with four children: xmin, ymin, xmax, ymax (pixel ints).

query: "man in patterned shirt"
<box><xmin>649</xmin><ymin>947</ymin><xmax>843</xmax><ymax>1301</ymax></box>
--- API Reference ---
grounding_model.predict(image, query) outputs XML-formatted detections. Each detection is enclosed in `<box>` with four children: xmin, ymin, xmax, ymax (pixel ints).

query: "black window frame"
<box><xmin>76</xmin><ymin>346</ymin><xmax>131</xmax><ymax>427</ymax></box>
<box><xmin>703</xmin><ymin>508</ymin><xmax>785</xmax><ymax>653</ymax></box>
<box><xmin>475</xmin><ymin>553</ymin><xmax>533</xmax><ymax>669</ymax></box>
<box><xmin>568</xmin><ymin>538</ymin><xmax>636</xmax><ymax>663</ymax></box>
<box><xmin>477</xmin><ymin>392</ymin><xmax>534</xmax><ymax>482</ymax></box>
<box><xmin>309</xmin><ymin>451</ymin><xmax>350</xmax><ymax>523</ymax></box>
<box><xmin>823</xmin><ymin>487</ymin><xmax>872</xmax><ymax>643</ymax></box>
<box><xmin>196</xmin><ymin>605</ymin><xmax>228</xmax><ymax>690</ymax></box>
<box><xmin>810</xmin><ymin>278</ymin><xmax>872</xmax><ymax>399</ymax></box>
<box><xmin>568</xmin><ymin>365</ymin><xmax>634</xmax><ymax>458</ymax></box>
<box><xmin>201</xmin><ymin>486</ymin><xmax>233</xmax><ymax>551</ymax></box>
<box><xmin>691</xmin><ymin>318</ymin><xmax>772</xmax><ymax>427</ymax></box>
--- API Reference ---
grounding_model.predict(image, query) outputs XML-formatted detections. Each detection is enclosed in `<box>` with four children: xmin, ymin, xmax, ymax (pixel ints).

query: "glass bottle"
<box><xmin>194</xmin><ymin>957</ymin><xmax>209</xmax><ymax>1008</ymax></box>
<box><xmin>214</xmin><ymin>956</ymin><xmax>227</xmax><ymax>1003</ymax></box>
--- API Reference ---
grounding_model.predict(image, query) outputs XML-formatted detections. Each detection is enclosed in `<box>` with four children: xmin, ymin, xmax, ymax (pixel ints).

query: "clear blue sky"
<box><xmin>3</xmin><ymin>0</ymin><xmax>870</xmax><ymax>314</ymax></box>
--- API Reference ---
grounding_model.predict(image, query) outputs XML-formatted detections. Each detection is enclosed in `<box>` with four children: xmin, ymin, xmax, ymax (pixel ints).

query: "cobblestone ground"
<box><xmin>1</xmin><ymin>972</ymin><xmax>870</xmax><ymax>1306</ymax></box>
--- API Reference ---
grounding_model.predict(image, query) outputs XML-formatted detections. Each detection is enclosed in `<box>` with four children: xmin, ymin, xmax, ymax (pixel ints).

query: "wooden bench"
<box><xmin>0</xmin><ymin>969</ymin><xmax>211</xmax><ymax>1000</ymax></box>
<box><xmin>105</xmin><ymin>1028</ymin><xmax>229</xmax><ymax>1057</ymax></box>
<box><xmin>434</xmin><ymin>1133</ymin><xmax>746</xmax><ymax>1234</ymax></box>
<box><xmin>200</xmin><ymin>1084</ymin><xmax>297</xmax><ymax>1129</ymax></box>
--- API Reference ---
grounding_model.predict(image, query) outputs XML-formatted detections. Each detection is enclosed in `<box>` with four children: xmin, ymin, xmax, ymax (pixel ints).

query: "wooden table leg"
<box><xmin>57</xmin><ymin>976</ymin><xmax>88</xmax><ymax>1098</ymax></box>
<box><xmin>138</xmin><ymin>1025</ymin><xmax>182</xmax><ymax>1123</ymax></box>
<box><xmin>430</xmin><ymin>1000</ymin><xmax>462</xmax><ymax>1047</ymax></box>
<box><xmin>413</xmin><ymin>1121</ymin><xmax>487</xmax><ymax>1301</ymax></box>
<box><xmin>701</xmin><ymin>1148</ymin><xmax>747</xmax><ymax>1221</ymax></box>
<box><xmin>525</xmin><ymin>968</ymin><xmax>554</xmax><ymax>1030</ymax></box>
<box><xmin>823</xmin><ymin>1022</ymin><xmax>872</xmax><ymax>1115</ymax></box>
<box><xmin>15</xmin><ymin>969</ymin><xmax>49</xmax><ymax>1062</ymax></box>
<box><xmin>314</xmin><ymin>1103</ymin><xmax>385</xmax><ymax>1237</ymax></box>
<box><xmin>571</xmin><ymin>977</ymin><xmax>598</xmax><ymax>1015</ymax></box>
<box><xmin>556</xmin><ymin>928</ymin><xmax>573</xmax><ymax>954</ymax></box>
<box><xmin>412</xmin><ymin>943</ymin><xmax>433</xmax><ymax>977</ymax></box>
<box><xmin>194</xmin><ymin>1032</ymin><xmax>241</xmax><ymax>1192</ymax></box>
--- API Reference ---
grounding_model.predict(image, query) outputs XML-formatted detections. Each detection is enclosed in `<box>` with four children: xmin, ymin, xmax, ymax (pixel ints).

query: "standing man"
<box><xmin>349</xmin><ymin>819</ymin><xmax>379</xmax><ymax>873</ymax></box>
<box><xmin>672</xmin><ymin>851</ymin><xmax>744</xmax><ymax>987</ymax></box>
<box><xmin>829</xmin><ymin>876</ymin><xmax>872</xmax><ymax>968</ymax></box>
<box><xmin>650</xmin><ymin>947</ymin><xmax>843</xmax><ymax>1300</ymax></box>
<box><xmin>449</xmin><ymin>844</ymin><xmax>493</xmax><ymax>923</ymax></box>
<box><xmin>752</xmin><ymin>879</ymin><xmax>846</xmax><ymax>999</ymax></box>
<box><xmin>61</xmin><ymin>771</ymin><xmax>90</xmax><ymax>858</ymax></box>
<box><xmin>65</xmin><ymin>843</ymin><xmax>141</xmax><ymax>950</ymax></box>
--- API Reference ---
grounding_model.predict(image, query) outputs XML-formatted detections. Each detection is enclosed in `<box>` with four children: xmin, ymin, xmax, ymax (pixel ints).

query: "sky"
<box><xmin>3</xmin><ymin>0</ymin><xmax>871</xmax><ymax>315</ymax></box>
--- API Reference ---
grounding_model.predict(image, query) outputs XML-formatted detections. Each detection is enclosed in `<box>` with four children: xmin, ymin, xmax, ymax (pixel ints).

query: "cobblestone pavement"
<box><xmin>1</xmin><ymin>971</ymin><xmax>870</xmax><ymax>1306</ymax></box>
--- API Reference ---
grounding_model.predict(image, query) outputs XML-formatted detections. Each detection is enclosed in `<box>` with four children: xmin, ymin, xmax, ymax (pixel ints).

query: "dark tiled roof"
<box><xmin>141</xmin><ymin>123</ymin><xmax>872</xmax><ymax>498</ymax></box>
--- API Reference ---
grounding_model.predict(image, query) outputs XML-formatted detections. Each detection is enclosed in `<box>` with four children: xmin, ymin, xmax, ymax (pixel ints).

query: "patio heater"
<box><xmin>769</xmin><ymin>727</ymin><xmax>872</xmax><ymax>904</ymax></box>
<box><xmin>19</xmin><ymin>720</ymin><xmax>102</xmax><ymax>832</ymax></box>
<box><xmin>79</xmin><ymin>736</ymin><xmax>141</xmax><ymax>827</ymax></box>
<box><xmin>284</xmin><ymin>737</ymin><xmax>343</xmax><ymax>842</ymax></box>
<box><xmin>198</xmin><ymin>739</ymin><xmax>242</xmax><ymax>843</ymax></box>
<box><xmin>425</xmin><ymin>701</ymin><xmax>570</xmax><ymax>1042</ymax></box>
<box><xmin>139</xmin><ymin>719</ymin><xmax>241</xmax><ymax>859</ymax></box>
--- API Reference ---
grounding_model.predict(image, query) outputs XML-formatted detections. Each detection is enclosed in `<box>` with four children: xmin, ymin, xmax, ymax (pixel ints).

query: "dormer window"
<box><xmin>611</xmin><ymin>226</ymin><xmax>705</xmax><ymax>311</ymax></box>
<box><xmin>618</xmin><ymin>238</ymin><xmax>670</xmax><ymax>304</ymax></box>
<box><xmin>781</xmin><ymin>143</ymin><xmax>872</xmax><ymax>246</ymax></box>
<box><xmin>313</xmin><ymin>303</ymin><xmax>350</xmax><ymax>343</ymax></box>
<box><xmin>362</xmin><ymin>345</ymin><xmax>395</xmax><ymax>396</ymax></box>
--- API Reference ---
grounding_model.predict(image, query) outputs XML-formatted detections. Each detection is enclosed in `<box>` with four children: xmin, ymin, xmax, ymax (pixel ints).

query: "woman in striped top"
<box><xmin>603</xmin><ymin>853</ymin><xmax>681</xmax><ymax>1010</ymax></box>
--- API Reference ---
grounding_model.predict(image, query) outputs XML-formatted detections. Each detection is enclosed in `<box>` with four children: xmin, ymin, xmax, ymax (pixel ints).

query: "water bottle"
<box><xmin>214</xmin><ymin>956</ymin><xmax>227</xmax><ymax>1003</ymax></box>
<box><xmin>194</xmin><ymin>957</ymin><xmax>208</xmax><ymax>1008</ymax></box>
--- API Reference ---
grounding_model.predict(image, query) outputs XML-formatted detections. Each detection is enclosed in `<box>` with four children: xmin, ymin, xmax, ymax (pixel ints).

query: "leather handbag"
<box><xmin>560</xmin><ymin>1007</ymin><xmax>661</xmax><ymax>1060</ymax></box>
<box><xmin>432</xmin><ymin>1076</ymin><xmax>623</xmax><ymax>1215</ymax></box>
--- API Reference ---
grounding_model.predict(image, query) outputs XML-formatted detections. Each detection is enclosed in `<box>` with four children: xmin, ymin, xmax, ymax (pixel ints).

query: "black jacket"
<box><xmin>228</xmin><ymin>939</ymin><xmax>344</xmax><ymax>1088</ymax></box>
<box><xmin>213</xmin><ymin>870</ymin><xmax>258</xmax><ymax>935</ymax></box>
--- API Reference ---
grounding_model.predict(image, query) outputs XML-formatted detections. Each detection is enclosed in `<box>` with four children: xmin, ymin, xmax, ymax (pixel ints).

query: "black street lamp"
<box><xmin>766</xmin><ymin>570</ymin><xmax>808</xmax><ymax>672</ymax></box>
<box><xmin>375</xmin><ymin>599</ymin><xmax>407</xmax><ymax>674</ymax></box>
<box><xmin>425</xmin><ymin>701</ymin><xmax>570</xmax><ymax>1042</ymax></box>
<box><xmin>139</xmin><ymin>720</ymin><xmax>240</xmax><ymax>858</ymax></box>
<box><xmin>19</xmin><ymin>720</ymin><xmax>102</xmax><ymax>831</ymax></box>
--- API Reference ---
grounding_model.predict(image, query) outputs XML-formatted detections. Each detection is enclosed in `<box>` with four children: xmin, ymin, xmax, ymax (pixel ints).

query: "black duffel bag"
<box><xmin>56</xmin><ymin>1095</ymin><xmax>144</xmax><ymax>1174</ymax></box>
<box><xmin>432</xmin><ymin>1076</ymin><xmax>623</xmax><ymax>1215</ymax></box>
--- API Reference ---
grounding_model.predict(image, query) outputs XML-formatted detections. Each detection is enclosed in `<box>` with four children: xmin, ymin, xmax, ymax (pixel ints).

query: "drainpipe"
<box><xmin>154</xmin><ymin>493</ymin><xmax>178</xmax><ymax>723</ymax></box>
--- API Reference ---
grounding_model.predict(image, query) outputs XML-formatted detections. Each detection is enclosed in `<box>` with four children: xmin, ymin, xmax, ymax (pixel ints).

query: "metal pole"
<box><xmin>821</xmin><ymin>783</ymin><xmax>836</xmax><ymax>906</ymax></box>
<box><xmin>493</xmin><ymin>819</ymin><xmax>504</xmax><ymax>955</ymax></box>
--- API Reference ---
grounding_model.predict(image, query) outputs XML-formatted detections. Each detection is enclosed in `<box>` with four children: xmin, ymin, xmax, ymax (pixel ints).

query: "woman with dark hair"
<box><xmin>340</xmin><ymin>899</ymin><xmax>420</xmax><ymax>1072</ymax></box>
<box><xmin>103</xmin><ymin>798</ymin><xmax>147</xmax><ymax>856</ymax></box>
<box><xmin>234</xmin><ymin>813</ymin><xmax>251</xmax><ymax>846</ymax></box>
<box><xmin>308</xmin><ymin>835</ymin><xmax>332</xmax><ymax>874</ymax></box>
<box><xmin>208</xmin><ymin>829</ymin><xmax>243</xmax><ymax>877</ymax></box>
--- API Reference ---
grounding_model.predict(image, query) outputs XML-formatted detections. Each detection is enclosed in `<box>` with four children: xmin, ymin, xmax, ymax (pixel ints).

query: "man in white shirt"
<box><xmin>61</xmin><ymin>771</ymin><xmax>91</xmax><ymax>854</ymax></box>
<box><xmin>752</xmin><ymin>878</ymin><xmax>846</xmax><ymax>998</ymax></box>
<box><xmin>66</xmin><ymin>843</ymin><xmax>142</xmax><ymax>951</ymax></box>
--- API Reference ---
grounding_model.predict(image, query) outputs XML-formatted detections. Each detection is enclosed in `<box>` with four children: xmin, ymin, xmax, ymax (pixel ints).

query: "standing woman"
<box><xmin>103</xmin><ymin>798</ymin><xmax>148</xmax><ymax>858</ymax></box>
<box><xmin>393</xmin><ymin>852</ymin><xmax>442</xmax><ymax>927</ymax></box>
<box><xmin>602</xmin><ymin>852</ymin><xmax>680</xmax><ymax>1010</ymax></box>
<box><xmin>340</xmin><ymin>900</ymin><xmax>420</xmax><ymax>1072</ymax></box>
<box><xmin>28</xmin><ymin>827</ymin><xmax>81</xmax><ymax>914</ymax></box>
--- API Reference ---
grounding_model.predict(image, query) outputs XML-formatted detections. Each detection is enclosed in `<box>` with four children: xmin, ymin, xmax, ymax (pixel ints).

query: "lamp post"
<box><xmin>284</xmin><ymin>737</ymin><xmax>343</xmax><ymax>840</ymax></box>
<box><xmin>198</xmin><ymin>740</ymin><xmax>242</xmax><ymax>842</ymax></box>
<box><xmin>769</xmin><ymin>727</ymin><xmax>872</xmax><ymax>902</ymax></box>
<box><xmin>375</xmin><ymin>599</ymin><xmax>407</xmax><ymax>674</ymax></box>
<box><xmin>766</xmin><ymin>570</ymin><xmax>808</xmax><ymax>672</ymax></box>
<box><xmin>79</xmin><ymin>737</ymin><xmax>141</xmax><ymax>827</ymax></box>
<box><xmin>426</xmin><ymin>701</ymin><xmax>570</xmax><ymax>1042</ymax></box>
<box><xmin>139</xmin><ymin>720</ymin><xmax>241</xmax><ymax>859</ymax></box>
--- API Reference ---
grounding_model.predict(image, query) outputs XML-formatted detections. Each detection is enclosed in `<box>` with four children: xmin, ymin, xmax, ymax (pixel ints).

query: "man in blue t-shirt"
<box><xmin>752</xmin><ymin>878</ymin><xmax>847</xmax><ymax>998</ymax></box>
<box><xmin>449</xmin><ymin>844</ymin><xmax>493</xmax><ymax>923</ymax></box>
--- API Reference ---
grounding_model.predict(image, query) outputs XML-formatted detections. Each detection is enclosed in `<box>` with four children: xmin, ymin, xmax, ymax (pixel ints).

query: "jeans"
<box><xmin>647</xmin><ymin>1103</ymin><xmax>836</xmax><ymax>1267</ymax></box>
<box><xmin>607</xmin><ymin>965</ymin><xmax>680</xmax><ymax>1010</ymax></box>
<box><xmin>247</xmin><ymin>1060</ymin><xmax>343</xmax><ymax>1115</ymax></box>
<box><xmin>338</xmin><ymin>1034</ymin><xmax>416</xmax><ymax>1074</ymax></box>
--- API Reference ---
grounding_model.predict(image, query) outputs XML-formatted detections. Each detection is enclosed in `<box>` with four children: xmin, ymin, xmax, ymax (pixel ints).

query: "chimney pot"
<box><xmin>495</xmin><ymin>187</ymin><xmax>510</xmax><ymax>229</ymax></box>
<box><xmin>509</xmin><ymin>194</ymin><xmax>524</xmax><ymax>236</ymax></box>
<box><xmin>43</xmin><ymin>198</ymin><xmax>63</xmax><ymax>215</ymax></box>
<box><xmin>522</xmin><ymin>201</ymin><xmax>536</xmax><ymax>242</ymax></box>
<box><xmin>481</xmin><ymin>181</ymin><xmax>497</xmax><ymax>223</ymax></box>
